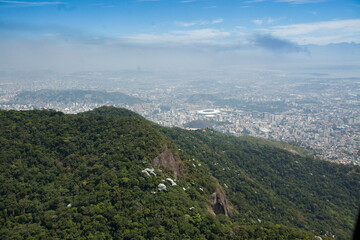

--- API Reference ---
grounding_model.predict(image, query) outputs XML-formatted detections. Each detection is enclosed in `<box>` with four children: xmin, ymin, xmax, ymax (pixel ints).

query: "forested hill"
<box><xmin>0</xmin><ymin>106</ymin><xmax>359</xmax><ymax>239</ymax></box>
<box><xmin>10</xmin><ymin>89</ymin><xmax>144</xmax><ymax>106</ymax></box>
<box><xmin>159</xmin><ymin>127</ymin><xmax>360</xmax><ymax>239</ymax></box>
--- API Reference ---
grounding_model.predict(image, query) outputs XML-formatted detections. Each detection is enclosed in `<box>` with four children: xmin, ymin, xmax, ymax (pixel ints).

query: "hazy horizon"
<box><xmin>0</xmin><ymin>0</ymin><xmax>359</xmax><ymax>76</ymax></box>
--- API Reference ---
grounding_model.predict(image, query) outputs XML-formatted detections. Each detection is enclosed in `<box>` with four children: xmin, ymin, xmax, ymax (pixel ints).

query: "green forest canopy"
<box><xmin>0</xmin><ymin>106</ymin><xmax>359</xmax><ymax>239</ymax></box>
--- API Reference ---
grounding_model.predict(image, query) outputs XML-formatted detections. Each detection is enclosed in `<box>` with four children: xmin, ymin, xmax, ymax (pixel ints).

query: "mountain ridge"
<box><xmin>0</xmin><ymin>106</ymin><xmax>358</xmax><ymax>239</ymax></box>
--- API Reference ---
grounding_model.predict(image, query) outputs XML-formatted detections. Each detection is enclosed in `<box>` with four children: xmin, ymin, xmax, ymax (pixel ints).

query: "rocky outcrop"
<box><xmin>152</xmin><ymin>146</ymin><xmax>182</xmax><ymax>180</ymax></box>
<box><xmin>210</xmin><ymin>185</ymin><xmax>232</xmax><ymax>217</ymax></box>
<box><xmin>152</xmin><ymin>146</ymin><xmax>232</xmax><ymax>217</ymax></box>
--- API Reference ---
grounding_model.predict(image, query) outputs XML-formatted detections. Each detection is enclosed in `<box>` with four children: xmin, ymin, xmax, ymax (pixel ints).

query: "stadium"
<box><xmin>197</xmin><ymin>109</ymin><xmax>221</xmax><ymax>117</ymax></box>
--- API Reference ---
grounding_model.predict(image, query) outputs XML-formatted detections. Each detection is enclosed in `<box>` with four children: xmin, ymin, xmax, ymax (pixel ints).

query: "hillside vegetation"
<box><xmin>159</xmin><ymin>127</ymin><xmax>360</xmax><ymax>239</ymax></box>
<box><xmin>10</xmin><ymin>89</ymin><xmax>143</xmax><ymax>106</ymax></box>
<box><xmin>1</xmin><ymin>106</ymin><xmax>358</xmax><ymax>239</ymax></box>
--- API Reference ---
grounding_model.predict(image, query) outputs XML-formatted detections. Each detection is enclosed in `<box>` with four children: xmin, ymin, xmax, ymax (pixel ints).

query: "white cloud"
<box><xmin>267</xmin><ymin>17</ymin><xmax>276</xmax><ymax>24</ymax></box>
<box><xmin>252</xmin><ymin>19</ymin><xmax>263</xmax><ymax>25</ymax></box>
<box><xmin>0</xmin><ymin>0</ymin><xmax>64</xmax><ymax>6</ymax></box>
<box><xmin>263</xmin><ymin>19</ymin><xmax>360</xmax><ymax>45</ymax></box>
<box><xmin>175</xmin><ymin>18</ymin><xmax>223</xmax><ymax>27</ymax></box>
<box><xmin>243</xmin><ymin>0</ymin><xmax>266</xmax><ymax>3</ymax></box>
<box><xmin>212</xmin><ymin>18</ymin><xmax>224</xmax><ymax>24</ymax></box>
<box><xmin>123</xmin><ymin>28</ymin><xmax>231</xmax><ymax>45</ymax></box>
<box><xmin>174</xmin><ymin>28</ymin><xmax>230</xmax><ymax>38</ymax></box>
<box><xmin>175</xmin><ymin>21</ymin><xmax>198</xmax><ymax>27</ymax></box>
<box><xmin>252</xmin><ymin>18</ymin><xmax>277</xmax><ymax>26</ymax></box>
<box><xmin>244</xmin><ymin>0</ymin><xmax>325</xmax><ymax>4</ymax></box>
<box><xmin>276</xmin><ymin>0</ymin><xmax>326</xmax><ymax>4</ymax></box>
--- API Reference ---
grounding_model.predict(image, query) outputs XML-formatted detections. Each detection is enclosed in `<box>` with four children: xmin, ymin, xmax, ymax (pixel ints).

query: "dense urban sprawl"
<box><xmin>1</xmin><ymin>70</ymin><xmax>359</xmax><ymax>165</ymax></box>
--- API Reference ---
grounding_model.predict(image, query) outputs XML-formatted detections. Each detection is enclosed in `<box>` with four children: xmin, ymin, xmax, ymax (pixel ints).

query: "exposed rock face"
<box><xmin>166</xmin><ymin>178</ymin><xmax>177</xmax><ymax>186</ymax></box>
<box><xmin>210</xmin><ymin>185</ymin><xmax>232</xmax><ymax>217</ymax></box>
<box><xmin>152</xmin><ymin>146</ymin><xmax>232</xmax><ymax>217</ymax></box>
<box><xmin>142</xmin><ymin>168</ymin><xmax>156</xmax><ymax>177</ymax></box>
<box><xmin>152</xmin><ymin>146</ymin><xmax>182</xmax><ymax>180</ymax></box>
<box><xmin>158</xmin><ymin>183</ymin><xmax>167</xmax><ymax>191</ymax></box>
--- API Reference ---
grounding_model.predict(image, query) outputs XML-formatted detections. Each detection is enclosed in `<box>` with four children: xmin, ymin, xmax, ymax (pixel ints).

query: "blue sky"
<box><xmin>0</xmin><ymin>0</ymin><xmax>359</xmax><ymax>73</ymax></box>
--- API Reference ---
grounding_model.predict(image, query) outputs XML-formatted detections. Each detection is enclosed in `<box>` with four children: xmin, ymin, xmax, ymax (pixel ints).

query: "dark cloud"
<box><xmin>252</xmin><ymin>34</ymin><xmax>307</xmax><ymax>53</ymax></box>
